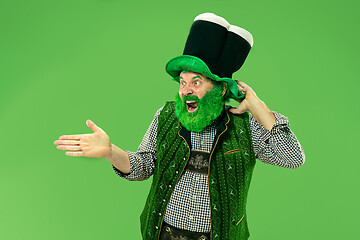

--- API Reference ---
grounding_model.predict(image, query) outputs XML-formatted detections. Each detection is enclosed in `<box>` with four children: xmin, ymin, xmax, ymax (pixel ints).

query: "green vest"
<box><xmin>140</xmin><ymin>102</ymin><xmax>256</xmax><ymax>240</ymax></box>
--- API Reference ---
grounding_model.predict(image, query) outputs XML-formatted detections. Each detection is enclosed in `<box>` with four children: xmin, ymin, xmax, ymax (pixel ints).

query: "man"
<box><xmin>54</xmin><ymin>13</ymin><xmax>305</xmax><ymax>240</ymax></box>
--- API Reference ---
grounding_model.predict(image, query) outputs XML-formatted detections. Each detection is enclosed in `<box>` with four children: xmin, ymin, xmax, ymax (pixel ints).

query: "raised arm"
<box><xmin>249</xmin><ymin>111</ymin><xmax>305</xmax><ymax>168</ymax></box>
<box><xmin>229</xmin><ymin>80</ymin><xmax>275</xmax><ymax>130</ymax></box>
<box><xmin>229</xmin><ymin>81</ymin><xmax>305</xmax><ymax>168</ymax></box>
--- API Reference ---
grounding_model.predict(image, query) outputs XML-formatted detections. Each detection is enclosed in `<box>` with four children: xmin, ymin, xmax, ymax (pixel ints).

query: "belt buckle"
<box><xmin>165</xmin><ymin>226</ymin><xmax>172</xmax><ymax>234</ymax></box>
<box><xmin>198</xmin><ymin>235</ymin><xmax>208</xmax><ymax>240</ymax></box>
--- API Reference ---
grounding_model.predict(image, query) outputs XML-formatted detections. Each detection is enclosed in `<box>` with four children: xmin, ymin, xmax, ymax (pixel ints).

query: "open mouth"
<box><xmin>186</xmin><ymin>100</ymin><xmax>198</xmax><ymax>113</ymax></box>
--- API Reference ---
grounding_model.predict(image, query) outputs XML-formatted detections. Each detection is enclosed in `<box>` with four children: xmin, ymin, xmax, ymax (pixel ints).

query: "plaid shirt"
<box><xmin>113</xmin><ymin>106</ymin><xmax>305</xmax><ymax>232</ymax></box>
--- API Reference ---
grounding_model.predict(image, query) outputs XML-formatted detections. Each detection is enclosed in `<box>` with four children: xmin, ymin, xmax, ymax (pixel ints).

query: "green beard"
<box><xmin>175</xmin><ymin>84</ymin><xmax>224</xmax><ymax>132</ymax></box>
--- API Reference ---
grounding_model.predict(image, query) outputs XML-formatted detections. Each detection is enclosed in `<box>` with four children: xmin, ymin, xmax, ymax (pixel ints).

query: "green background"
<box><xmin>1</xmin><ymin>0</ymin><xmax>359</xmax><ymax>239</ymax></box>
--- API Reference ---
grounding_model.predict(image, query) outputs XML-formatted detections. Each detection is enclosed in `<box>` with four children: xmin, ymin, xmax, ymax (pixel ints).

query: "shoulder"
<box><xmin>158</xmin><ymin>101</ymin><xmax>175</xmax><ymax>115</ymax></box>
<box><xmin>155</xmin><ymin>105</ymin><xmax>164</xmax><ymax>116</ymax></box>
<box><xmin>155</xmin><ymin>101</ymin><xmax>177</xmax><ymax>123</ymax></box>
<box><xmin>153</xmin><ymin>101</ymin><xmax>175</xmax><ymax>116</ymax></box>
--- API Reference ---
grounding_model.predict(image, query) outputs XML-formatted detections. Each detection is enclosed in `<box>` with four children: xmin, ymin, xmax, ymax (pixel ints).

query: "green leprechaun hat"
<box><xmin>165</xmin><ymin>13</ymin><xmax>254</xmax><ymax>100</ymax></box>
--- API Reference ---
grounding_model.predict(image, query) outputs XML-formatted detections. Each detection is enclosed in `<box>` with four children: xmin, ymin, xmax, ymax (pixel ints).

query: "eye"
<box><xmin>181</xmin><ymin>82</ymin><xmax>186</xmax><ymax>86</ymax></box>
<box><xmin>194</xmin><ymin>81</ymin><xmax>200</xmax><ymax>85</ymax></box>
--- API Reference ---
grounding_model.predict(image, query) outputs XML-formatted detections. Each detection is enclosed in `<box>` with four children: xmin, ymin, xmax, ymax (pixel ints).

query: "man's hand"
<box><xmin>229</xmin><ymin>80</ymin><xmax>276</xmax><ymax>131</ymax></box>
<box><xmin>54</xmin><ymin>120</ymin><xmax>112</xmax><ymax>158</ymax></box>
<box><xmin>229</xmin><ymin>80</ymin><xmax>259</xmax><ymax>115</ymax></box>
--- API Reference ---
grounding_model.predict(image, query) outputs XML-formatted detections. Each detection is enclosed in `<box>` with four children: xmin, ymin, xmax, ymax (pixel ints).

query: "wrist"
<box><xmin>247</xmin><ymin>96</ymin><xmax>262</xmax><ymax>113</ymax></box>
<box><xmin>105</xmin><ymin>143</ymin><xmax>114</xmax><ymax>160</ymax></box>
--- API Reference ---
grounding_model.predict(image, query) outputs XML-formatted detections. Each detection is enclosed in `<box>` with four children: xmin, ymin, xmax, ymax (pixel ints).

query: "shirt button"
<box><xmin>163</xmin><ymin>199</ymin><xmax>166</xmax><ymax>202</ymax></box>
<box><xmin>169</xmin><ymin>184</ymin><xmax>172</xmax><ymax>188</ymax></box>
<box><xmin>175</xmin><ymin>170</ymin><xmax>179</xmax><ymax>174</ymax></box>
<box><xmin>159</xmin><ymin>213</ymin><xmax>162</xmax><ymax>216</ymax></box>
<box><xmin>155</xmin><ymin>226</ymin><xmax>159</xmax><ymax>230</ymax></box>
<box><xmin>188</xmin><ymin>215</ymin><xmax>193</xmax><ymax>220</ymax></box>
<box><xmin>192</xmin><ymin>195</ymin><xmax>196</xmax><ymax>200</ymax></box>
<box><xmin>183</xmin><ymin>157</ymin><xmax>186</xmax><ymax>161</ymax></box>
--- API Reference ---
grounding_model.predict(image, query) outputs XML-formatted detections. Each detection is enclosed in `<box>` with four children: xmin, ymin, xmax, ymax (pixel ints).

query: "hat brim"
<box><xmin>165</xmin><ymin>55</ymin><xmax>244</xmax><ymax>100</ymax></box>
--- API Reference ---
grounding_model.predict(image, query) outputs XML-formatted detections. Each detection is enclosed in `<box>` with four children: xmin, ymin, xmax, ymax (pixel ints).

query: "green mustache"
<box><xmin>182</xmin><ymin>95</ymin><xmax>199</xmax><ymax>101</ymax></box>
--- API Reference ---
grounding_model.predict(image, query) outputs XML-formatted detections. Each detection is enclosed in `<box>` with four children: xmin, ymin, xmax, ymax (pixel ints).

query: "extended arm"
<box><xmin>54</xmin><ymin>108</ymin><xmax>162</xmax><ymax>179</ymax></box>
<box><xmin>111</xmin><ymin>107</ymin><xmax>162</xmax><ymax>181</ymax></box>
<box><xmin>106</xmin><ymin>144</ymin><xmax>131</xmax><ymax>174</ymax></box>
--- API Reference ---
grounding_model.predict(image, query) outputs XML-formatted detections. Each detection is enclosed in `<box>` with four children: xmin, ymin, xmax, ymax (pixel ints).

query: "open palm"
<box><xmin>54</xmin><ymin>120</ymin><xmax>111</xmax><ymax>158</ymax></box>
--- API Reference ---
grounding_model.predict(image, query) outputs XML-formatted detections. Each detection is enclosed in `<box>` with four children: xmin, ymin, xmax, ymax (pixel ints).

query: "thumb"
<box><xmin>229</xmin><ymin>105</ymin><xmax>247</xmax><ymax>115</ymax></box>
<box><xmin>86</xmin><ymin>119</ymin><xmax>102</xmax><ymax>133</ymax></box>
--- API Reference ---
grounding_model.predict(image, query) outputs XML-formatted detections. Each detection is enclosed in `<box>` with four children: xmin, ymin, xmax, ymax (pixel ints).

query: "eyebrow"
<box><xmin>179</xmin><ymin>75</ymin><xmax>203</xmax><ymax>80</ymax></box>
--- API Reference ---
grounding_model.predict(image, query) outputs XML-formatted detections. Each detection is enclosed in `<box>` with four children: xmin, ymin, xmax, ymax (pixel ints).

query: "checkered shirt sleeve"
<box><xmin>249</xmin><ymin>111</ymin><xmax>305</xmax><ymax>168</ymax></box>
<box><xmin>112</xmin><ymin>107</ymin><xmax>162</xmax><ymax>181</ymax></box>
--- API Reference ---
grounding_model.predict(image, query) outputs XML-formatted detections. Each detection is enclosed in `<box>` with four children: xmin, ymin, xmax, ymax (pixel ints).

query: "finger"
<box><xmin>229</xmin><ymin>105</ymin><xmax>246</xmax><ymax>115</ymax></box>
<box><xmin>236</xmin><ymin>85</ymin><xmax>246</xmax><ymax>95</ymax></box>
<box><xmin>235</xmin><ymin>80</ymin><xmax>248</xmax><ymax>88</ymax></box>
<box><xmin>54</xmin><ymin>140</ymin><xmax>80</xmax><ymax>145</ymax></box>
<box><xmin>57</xmin><ymin>145</ymin><xmax>81</xmax><ymax>151</ymax></box>
<box><xmin>86</xmin><ymin>120</ymin><xmax>103</xmax><ymax>133</ymax></box>
<box><xmin>59</xmin><ymin>135</ymin><xmax>85</xmax><ymax>140</ymax></box>
<box><xmin>235</xmin><ymin>80</ymin><xmax>243</xmax><ymax>86</ymax></box>
<box><xmin>235</xmin><ymin>80</ymin><xmax>246</xmax><ymax>84</ymax></box>
<box><xmin>65</xmin><ymin>151</ymin><xmax>84</xmax><ymax>157</ymax></box>
<box><xmin>229</xmin><ymin>108</ymin><xmax>246</xmax><ymax>115</ymax></box>
<box><xmin>235</xmin><ymin>81</ymin><xmax>245</xmax><ymax>90</ymax></box>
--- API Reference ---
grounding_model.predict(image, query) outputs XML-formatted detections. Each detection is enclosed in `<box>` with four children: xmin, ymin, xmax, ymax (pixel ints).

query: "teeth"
<box><xmin>186</xmin><ymin>100</ymin><xmax>196</xmax><ymax>103</ymax></box>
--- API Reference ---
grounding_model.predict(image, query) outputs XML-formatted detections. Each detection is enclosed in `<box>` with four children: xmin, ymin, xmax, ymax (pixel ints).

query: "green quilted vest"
<box><xmin>140</xmin><ymin>101</ymin><xmax>256</xmax><ymax>240</ymax></box>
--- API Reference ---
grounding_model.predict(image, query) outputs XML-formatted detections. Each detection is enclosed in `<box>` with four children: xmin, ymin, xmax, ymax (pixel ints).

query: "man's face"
<box><xmin>175</xmin><ymin>71</ymin><xmax>224</xmax><ymax>132</ymax></box>
<box><xmin>179</xmin><ymin>71</ymin><xmax>214</xmax><ymax>113</ymax></box>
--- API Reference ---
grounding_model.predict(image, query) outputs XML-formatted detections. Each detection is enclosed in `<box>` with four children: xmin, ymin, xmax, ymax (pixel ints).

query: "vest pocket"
<box><xmin>224</xmin><ymin>149</ymin><xmax>243</xmax><ymax>155</ymax></box>
<box><xmin>236</xmin><ymin>214</ymin><xmax>245</xmax><ymax>226</ymax></box>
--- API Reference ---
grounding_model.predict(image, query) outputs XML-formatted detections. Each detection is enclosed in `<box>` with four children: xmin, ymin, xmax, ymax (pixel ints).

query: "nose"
<box><xmin>183</xmin><ymin>85</ymin><xmax>194</xmax><ymax>96</ymax></box>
